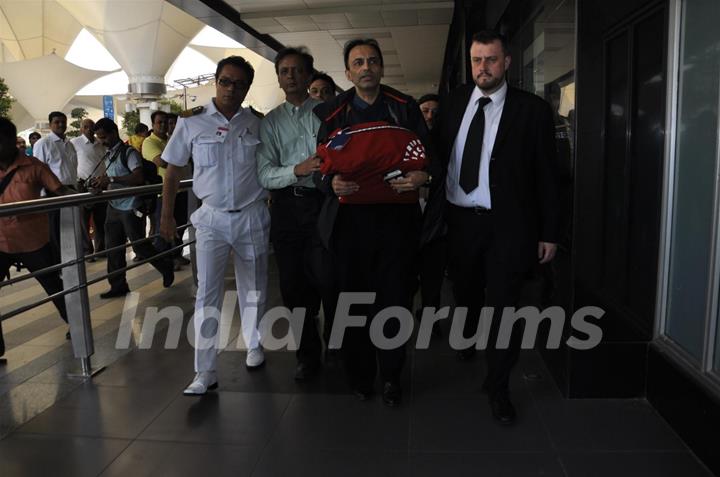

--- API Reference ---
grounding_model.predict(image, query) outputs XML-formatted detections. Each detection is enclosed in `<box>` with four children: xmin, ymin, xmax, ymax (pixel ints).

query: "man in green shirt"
<box><xmin>256</xmin><ymin>47</ymin><xmax>336</xmax><ymax>381</ymax></box>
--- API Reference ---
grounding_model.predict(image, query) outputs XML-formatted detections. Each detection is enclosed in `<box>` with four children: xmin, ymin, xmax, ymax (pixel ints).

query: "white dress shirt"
<box><xmin>71</xmin><ymin>134</ymin><xmax>107</xmax><ymax>180</ymax></box>
<box><xmin>33</xmin><ymin>131</ymin><xmax>78</xmax><ymax>186</ymax></box>
<box><xmin>163</xmin><ymin>101</ymin><xmax>268</xmax><ymax>211</ymax></box>
<box><xmin>446</xmin><ymin>81</ymin><xmax>507</xmax><ymax>208</ymax></box>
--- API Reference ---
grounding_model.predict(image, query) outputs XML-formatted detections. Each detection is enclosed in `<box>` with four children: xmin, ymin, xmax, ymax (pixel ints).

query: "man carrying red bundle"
<box><xmin>313</xmin><ymin>38</ymin><xmax>431</xmax><ymax>407</ymax></box>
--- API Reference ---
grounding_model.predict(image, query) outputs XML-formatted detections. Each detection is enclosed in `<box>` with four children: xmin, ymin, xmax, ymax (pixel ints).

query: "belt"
<box><xmin>276</xmin><ymin>186</ymin><xmax>322</xmax><ymax>199</ymax></box>
<box><xmin>450</xmin><ymin>203</ymin><xmax>492</xmax><ymax>215</ymax></box>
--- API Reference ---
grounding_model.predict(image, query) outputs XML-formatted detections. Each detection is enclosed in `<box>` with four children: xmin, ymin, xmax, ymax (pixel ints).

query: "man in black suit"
<box><xmin>434</xmin><ymin>30</ymin><xmax>560</xmax><ymax>424</ymax></box>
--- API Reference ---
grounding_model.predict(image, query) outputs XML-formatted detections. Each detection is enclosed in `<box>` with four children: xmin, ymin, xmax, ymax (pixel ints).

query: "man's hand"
<box><xmin>159</xmin><ymin>215</ymin><xmax>177</xmax><ymax>243</ymax></box>
<box><xmin>389</xmin><ymin>170</ymin><xmax>428</xmax><ymax>193</ymax></box>
<box><xmin>538</xmin><ymin>242</ymin><xmax>558</xmax><ymax>264</ymax></box>
<box><xmin>332</xmin><ymin>174</ymin><xmax>359</xmax><ymax>196</ymax></box>
<box><xmin>294</xmin><ymin>155</ymin><xmax>322</xmax><ymax>177</ymax></box>
<box><xmin>90</xmin><ymin>174</ymin><xmax>110</xmax><ymax>190</ymax></box>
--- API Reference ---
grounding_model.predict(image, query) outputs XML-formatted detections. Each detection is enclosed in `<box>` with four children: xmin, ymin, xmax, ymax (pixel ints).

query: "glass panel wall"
<box><xmin>664</xmin><ymin>0</ymin><xmax>720</xmax><ymax>363</ymax></box>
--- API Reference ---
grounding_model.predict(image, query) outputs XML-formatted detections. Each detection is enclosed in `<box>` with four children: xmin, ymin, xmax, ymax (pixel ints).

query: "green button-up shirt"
<box><xmin>256</xmin><ymin>97</ymin><xmax>322</xmax><ymax>189</ymax></box>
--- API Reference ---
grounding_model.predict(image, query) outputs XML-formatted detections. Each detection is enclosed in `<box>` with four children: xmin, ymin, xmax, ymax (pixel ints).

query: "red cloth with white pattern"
<box><xmin>317</xmin><ymin>121</ymin><xmax>427</xmax><ymax>204</ymax></box>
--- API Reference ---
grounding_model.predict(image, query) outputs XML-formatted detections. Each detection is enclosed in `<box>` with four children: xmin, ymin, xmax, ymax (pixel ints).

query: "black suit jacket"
<box><xmin>430</xmin><ymin>83</ymin><xmax>561</xmax><ymax>269</ymax></box>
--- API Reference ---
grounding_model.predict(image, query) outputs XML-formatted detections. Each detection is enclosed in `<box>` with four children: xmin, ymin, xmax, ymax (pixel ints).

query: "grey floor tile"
<box><xmin>0</xmin><ymin>434</ymin><xmax>130</xmax><ymax>477</ymax></box>
<box><xmin>269</xmin><ymin>394</ymin><xmax>411</xmax><ymax>452</ymax></box>
<box><xmin>409</xmin><ymin>389</ymin><xmax>553</xmax><ymax>453</ymax></box>
<box><xmin>17</xmin><ymin>382</ymin><xmax>179</xmax><ymax>439</ymax></box>
<box><xmin>252</xmin><ymin>446</ymin><xmax>409</xmax><ymax>477</ymax></box>
<box><xmin>410</xmin><ymin>452</ymin><xmax>565</xmax><ymax>477</ymax></box>
<box><xmin>91</xmin><ymin>348</ymin><xmax>194</xmax><ymax>388</ymax></box>
<box><xmin>99</xmin><ymin>440</ymin><xmax>262</xmax><ymax>477</ymax></box>
<box><xmin>138</xmin><ymin>391</ymin><xmax>291</xmax><ymax>446</ymax></box>
<box><xmin>561</xmin><ymin>451</ymin><xmax>715</xmax><ymax>477</ymax></box>
<box><xmin>0</xmin><ymin>382</ymin><xmax>78</xmax><ymax>438</ymax></box>
<box><xmin>536</xmin><ymin>398</ymin><xmax>687</xmax><ymax>452</ymax></box>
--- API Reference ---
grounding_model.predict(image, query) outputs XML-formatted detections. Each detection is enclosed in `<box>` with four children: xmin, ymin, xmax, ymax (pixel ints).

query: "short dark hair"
<box><xmin>215</xmin><ymin>55</ymin><xmax>255</xmax><ymax>86</ymax></box>
<box><xmin>134</xmin><ymin>123</ymin><xmax>149</xmax><ymax>134</ymax></box>
<box><xmin>274</xmin><ymin>47</ymin><xmax>314</xmax><ymax>74</ymax></box>
<box><xmin>29</xmin><ymin>131</ymin><xmax>41</xmax><ymax>141</ymax></box>
<box><xmin>150</xmin><ymin>110</ymin><xmax>167</xmax><ymax>124</ymax></box>
<box><xmin>167</xmin><ymin>113</ymin><xmax>178</xmax><ymax>122</ymax></box>
<box><xmin>343</xmin><ymin>38</ymin><xmax>384</xmax><ymax>69</ymax></box>
<box><xmin>310</xmin><ymin>72</ymin><xmax>337</xmax><ymax>91</ymax></box>
<box><xmin>94</xmin><ymin>118</ymin><xmax>119</xmax><ymax>134</ymax></box>
<box><xmin>48</xmin><ymin>111</ymin><xmax>66</xmax><ymax>123</ymax></box>
<box><xmin>471</xmin><ymin>30</ymin><xmax>510</xmax><ymax>56</ymax></box>
<box><xmin>417</xmin><ymin>94</ymin><xmax>440</xmax><ymax>106</ymax></box>
<box><xmin>0</xmin><ymin>117</ymin><xmax>17</xmax><ymax>141</ymax></box>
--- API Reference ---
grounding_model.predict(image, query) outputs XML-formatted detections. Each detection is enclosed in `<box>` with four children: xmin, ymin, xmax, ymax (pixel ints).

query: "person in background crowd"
<box><xmin>0</xmin><ymin>118</ymin><xmax>74</xmax><ymax>356</ymax></box>
<box><xmin>27</xmin><ymin>131</ymin><xmax>41</xmax><ymax>156</ymax></box>
<box><xmin>143</xmin><ymin>110</ymin><xmax>191</xmax><ymax>270</ymax></box>
<box><xmin>257</xmin><ymin>47</ymin><xmax>337</xmax><ymax>381</ymax></box>
<box><xmin>309</xmin><ymin>72</ymin><xmax>337</xmax><ymax>103</ymax></box>
<box><xmin>312</xmin><ymin>38</ymin><xmax>430</xmax><ymax>407</ymax></box>
<box><xmin>160</xmin><ymin>56</ymin><xmax>270</xmax><ymax>395</ymax></box>
<box><xmin>33</xmin><ymin>111</ymin><xmax>78</xmax><ymax>263</ymax></box>
<box><xmin>128</xmin><ymin>123</ymin><xmax>149</xmax><ymax>152</ymax></box>
<box><xmin>433</xmin><ymin>30</ymin><xmax>560</xmax><ymax>424</ymax></box>
<box><xmin>167</xmin><ymin>113</ymin><xmax>178</xmax><ymax>137</ymax></box>
<box><xmin>418</xmin><ymin>94</ymin><xmax>440</xmax><ymax>130</ymax></box>
<box><xmin>89</xmin><ymin>118</ymin><xmax>174</xmax><ymax>299</ymax></box>
<box><xmin>16</xmin><ymin>137</ymin><xmax>27</xmax><ymax>153</ymax></box>
<box><xmin>71</xmin><ymin>118</ymin><xmax>107</xmax><ymax>261</ymax></box>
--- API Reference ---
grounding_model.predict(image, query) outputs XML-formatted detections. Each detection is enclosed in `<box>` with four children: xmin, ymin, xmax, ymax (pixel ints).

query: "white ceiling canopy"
<box><xmin>0</xmin><ymin>53</ymin><xmax>109</xmax><ymax>119</ymax></box>
<box><xmin>0</xmin><ymin>0</ymin><xmax>84</xmax><ymax>61</ymax></box>
<box><xmin>57</xmin><ymin>0</ymin><xmax>204</xmax><ymax>95</ymax></box>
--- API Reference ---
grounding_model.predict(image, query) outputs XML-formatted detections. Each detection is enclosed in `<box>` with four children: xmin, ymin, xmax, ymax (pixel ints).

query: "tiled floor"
<box><xmin>0</xmin><ymin>255</ymin><xmax>716</xmax><ymax>476</ymax></box>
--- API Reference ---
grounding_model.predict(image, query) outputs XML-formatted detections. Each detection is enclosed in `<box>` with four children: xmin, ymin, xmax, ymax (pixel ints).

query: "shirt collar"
<box><xmin>49</xmin><ymin>131</ymin><xmax>65</xmax><ymax>143</ymax></box>
<box><xmin>471</xmin><ymin>80</ymin><xmax>508</xmax><ymax>107</ymax></box>
<box><xmin>282</xmin><ymin>96</ymin><xmax>319</xmax><ymax>116</ymax></box>
<box><xmin>208</xmin><ymin>99</ymin><xmax>244</xmax><ymax>121</ymax></box>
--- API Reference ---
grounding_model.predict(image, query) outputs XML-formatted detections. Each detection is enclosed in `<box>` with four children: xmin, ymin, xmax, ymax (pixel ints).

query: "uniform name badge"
<box><xmin>215</xmin><ymin>126</ymin><xmax>229</xmax><ymax>141</ymax></box>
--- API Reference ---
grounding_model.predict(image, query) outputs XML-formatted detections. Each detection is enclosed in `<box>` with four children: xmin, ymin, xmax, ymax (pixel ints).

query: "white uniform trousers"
<box><xmin>191</xmin><ymin>201</ymin><xmax>270</xmax><ymax>372</ymax></box>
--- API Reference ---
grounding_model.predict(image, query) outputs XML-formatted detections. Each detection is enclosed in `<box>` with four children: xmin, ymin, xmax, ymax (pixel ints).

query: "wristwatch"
<box><xmin>109</xmin><ymin>176</ymin><xmax>116</xmax><ymax>184</ymax></box>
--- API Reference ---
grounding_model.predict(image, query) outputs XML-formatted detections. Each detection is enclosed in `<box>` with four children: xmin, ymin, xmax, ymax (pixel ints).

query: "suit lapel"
<box><xmin>491</xmin><ymin>86</ymin><xmax>522</xmax><ymax>157</ymax></box>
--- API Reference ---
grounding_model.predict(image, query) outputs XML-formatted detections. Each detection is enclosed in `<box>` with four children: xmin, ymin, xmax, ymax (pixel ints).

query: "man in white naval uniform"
<box><xmin>160</xmin><ymin>56</ymin><xmax>270</xmax><ymax>395</ymax></box>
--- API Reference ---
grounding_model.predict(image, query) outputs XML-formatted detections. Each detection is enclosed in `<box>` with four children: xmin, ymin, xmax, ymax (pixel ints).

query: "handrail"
<box><xmin>0</xmin><ymin>179</ymin><xmax>193</xmax><ymax>218</ymax></box>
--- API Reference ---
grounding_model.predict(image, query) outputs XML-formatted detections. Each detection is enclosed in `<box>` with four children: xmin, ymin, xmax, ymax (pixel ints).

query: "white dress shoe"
<box><xmin>183</xmin><ymin>371</ymin><xmax>218</xmax><ymax>395</ymax></box>
<box><xmin>246</xmin><ymin>347</ymin><xmax>265</xmax><ymax>369</ymax></box>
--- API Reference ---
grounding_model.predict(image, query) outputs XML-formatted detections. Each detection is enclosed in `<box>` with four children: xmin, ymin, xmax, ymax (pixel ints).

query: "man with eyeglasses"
<box><xmin>312</xmin><ymin>38</ymin><xmax>431</xmax><ymax>407</ymax></box>
<box><xmin>160</xmin><ymin>56</ymin><xmax>270</xmax><ymax>395</ymax></box>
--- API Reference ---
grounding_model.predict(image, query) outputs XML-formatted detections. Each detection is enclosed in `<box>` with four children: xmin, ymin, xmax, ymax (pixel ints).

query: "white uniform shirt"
<box><xmin>34</xmin><ymin>131</ymin><xmax>78</xmax><ymax>185</ymax></box>
<box><xmin>162</xmin><ymin>101</ymin><xmax>268</xmax><ymax>211</ymax></box>
<box><xmin>446</xmin><ymin>81</ymin><xmax>507</xmax><ymax>209</ymax></box>
<box><xmin>71</xmin><ymin>134</ymin><xmax>106</xmax><ymax>180</ymax></box>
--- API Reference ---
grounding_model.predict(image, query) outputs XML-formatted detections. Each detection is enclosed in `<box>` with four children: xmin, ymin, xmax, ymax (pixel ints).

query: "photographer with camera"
<box><xmin>89</xmin><ymin>118</ymin><xmax>174</xmax><ymax>299</ymax></box>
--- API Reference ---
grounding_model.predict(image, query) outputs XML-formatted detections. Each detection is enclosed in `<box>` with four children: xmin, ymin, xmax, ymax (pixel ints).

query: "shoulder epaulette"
<box><xmin>249</xmin><ymin>107</ymin><xmax>264</xmax><ymax>119</ymax></box>
<box><xmin>180</xmin><ymin>106</ymin><xmax>205</xmax><ymax>118</ymax></box>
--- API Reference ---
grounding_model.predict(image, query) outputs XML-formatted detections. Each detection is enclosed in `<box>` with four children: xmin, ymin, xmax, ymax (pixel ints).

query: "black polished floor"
<box><xmin>0</xmin><ymin>256</ymin><xmax>715</xmax><ymax>476</ymax></box>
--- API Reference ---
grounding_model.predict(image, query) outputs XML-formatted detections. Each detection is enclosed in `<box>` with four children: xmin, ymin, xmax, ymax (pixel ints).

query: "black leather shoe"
<box><xmin>324</xmin><ymin>349</ymin><xmax>342</xmax><ymax>367</ymax></box>
<box><xmin>490</xmin><ymin>392</ymin><xmax>516</xmax><ymax>425</ymax></box>
<box><xmin>457</xmin><ymin>348</ymin><xmax>477</xmax><ymax>361</ymax></box>
<box><xmin>352</xmin><ymin>384</ymin><xmax>374</xmax><ymax>401</ymax></box>
<box><xmin>100</xmin><ymin>287</ymin><xmax>130</xmax><ymax>299</ymax></box>
<box><xmin>382</xmin><ymin>382</ymin><xmax>402</xmax><ymax>407</ymax></box>
<box><xmin>162</xmin><ymin>269</ymin><xmax>175</xmax><ymax>288</ymax></box>
<box><xmin>294</xmin><ymin>361</ymin><xmax>321</xmax><ymax>381</ymax></box>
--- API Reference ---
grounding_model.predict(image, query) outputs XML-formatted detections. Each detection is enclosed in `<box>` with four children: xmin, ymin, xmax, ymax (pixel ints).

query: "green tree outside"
<box><xmin>67</xmin><ymin>107</ymin><xmax>88</xmax><ymax>138</ymax></box>
<box><xmin>0</xmin><ymin>77</ymin><xmax>14</xmax><ymax>119</ymax></box>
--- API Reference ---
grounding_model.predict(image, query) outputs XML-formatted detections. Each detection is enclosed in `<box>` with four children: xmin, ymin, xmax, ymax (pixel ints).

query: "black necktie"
<box><xmin>459</xmin><ymin>97</ymin><xmax>492</xmax><ymax>194</ymax></box>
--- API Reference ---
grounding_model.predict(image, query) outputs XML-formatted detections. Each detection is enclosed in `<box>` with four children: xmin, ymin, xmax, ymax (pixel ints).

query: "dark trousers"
<box><xmin>82</xmin><ymin>203</ymin><xmax>107</xmax><ymax>254</ymax></box>
<box><xmin>104</xmin><ymin>205</ymin><xmax>173</xmax><ymax>291</ymax></box>
<box><xmin>418</xmin><ymin>236</ymin><xmax>447</xmax><ymax>309</ymax></box>
<box><xmin>333</xmin><ymin>204</ymin><xmax>420</xmax><ymax>388</ymax></box>
<box><xmin>446</xmin><ymin>205</ymin><xmax>527</xmax><ymax>396</ymax></box>
<box><xmin>48</xmin><ymin>210</ymin><xmax>61</xmax><ymax>264</ymax></box>
<box><xmin>271</xmin><ymin>188</ymin><xmax>336</xmax><ymax>365</ymax></box>
<box><xmin>0</xmin><ymin>244</ymin><xmax>69</xmax><ymax>356</ymax></box>
<box><xmin>154</xmin><ymin>191</ymin><xmax>188</xmax><ymax>258</ymax></box>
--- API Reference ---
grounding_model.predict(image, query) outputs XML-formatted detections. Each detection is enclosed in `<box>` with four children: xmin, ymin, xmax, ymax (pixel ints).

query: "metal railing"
<box><xmin>0</xmin><ymin>179</ymin><xmax>196</xmax><ymax>377</ymax></box>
